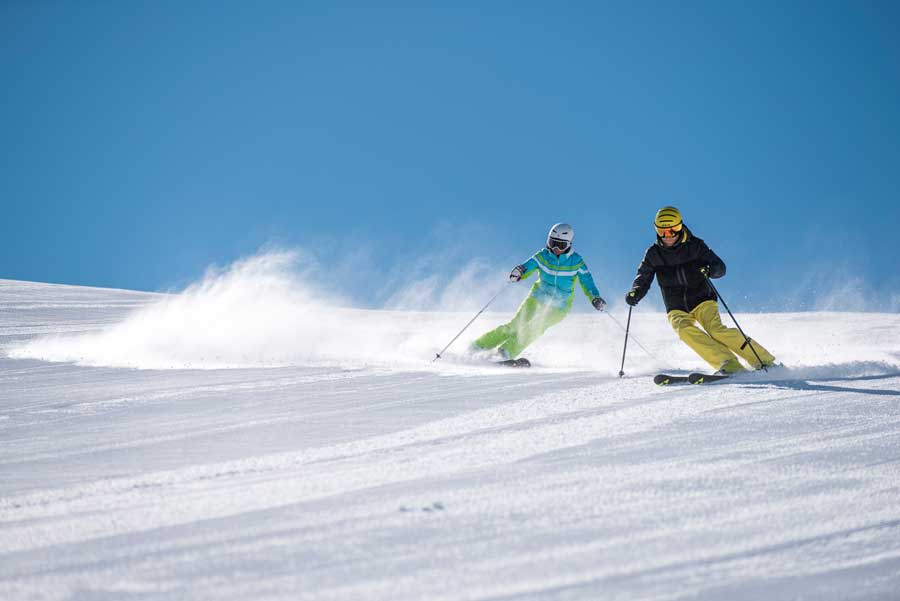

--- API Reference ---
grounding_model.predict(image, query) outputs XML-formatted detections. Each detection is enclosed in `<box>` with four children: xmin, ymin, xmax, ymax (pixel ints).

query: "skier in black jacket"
<box><xmin>625</xmin><ymin>206</ymin><xmax>776</xmax><ymax>374</ymax></box>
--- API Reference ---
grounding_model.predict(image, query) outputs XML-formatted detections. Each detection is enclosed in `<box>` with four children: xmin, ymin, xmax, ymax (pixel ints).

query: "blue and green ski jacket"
<box><xmin>520</xmin><ymin>248</ymin><xmax>601</xmax><ymax>310</ymax></box>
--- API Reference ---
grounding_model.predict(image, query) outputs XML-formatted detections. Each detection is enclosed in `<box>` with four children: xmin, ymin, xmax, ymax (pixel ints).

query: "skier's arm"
<box><xmin>699</xmin><ymin>242</ymin><xmax>726</xmax><ymax>279</ymax></box>
<box><xmin>509</xmin><ymin>255</ymin><xmax>539</xmax><ymax>282</ymax></box>
<box><xmin>575</xmin><ymin>262</ymin><xmax>601</xmax><ymax>301</ymax></box>
<box><xmin>519</xmin><ymin>256</ymin><xmax>539</xmax><ymax>280</ymax></box>
<box><xmin>629</xmin><ymin>250</ymin><xmax>656</xmax><ymax>302</ymax></box>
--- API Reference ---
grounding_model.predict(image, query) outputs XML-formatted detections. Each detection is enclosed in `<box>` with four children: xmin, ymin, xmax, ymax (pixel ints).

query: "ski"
<box><xmin>688</xmin><ymin>372</ymin><xmax>731</xmax><ymax>384</ymax></box>
<box><xmin>496</xmin><ymin>358</ymin><xmax>531</xmax><ymax>368</ymax></box>
<box><xmin>655</xmin><ymin>372</ymin><xmax>732</xmax><ymax>385</ymax></box>
<box><xmin>654</xmin><ymin>374</ymin><xmax>690</xmax><ymax>385</ymax></box>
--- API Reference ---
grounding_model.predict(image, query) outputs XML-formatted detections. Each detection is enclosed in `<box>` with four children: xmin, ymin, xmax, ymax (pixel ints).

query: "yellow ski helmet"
<box><xmin>654</xmin><ymin>206</ymin><xmax>683</xmax><ymax>237</ymax></box>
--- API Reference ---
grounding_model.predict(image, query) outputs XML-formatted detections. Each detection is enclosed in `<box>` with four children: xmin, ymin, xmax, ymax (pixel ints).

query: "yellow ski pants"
<box><xmin>667</xmin><ymin>300</ymin><xmax>776</xmax><ymax>372</ymax></box>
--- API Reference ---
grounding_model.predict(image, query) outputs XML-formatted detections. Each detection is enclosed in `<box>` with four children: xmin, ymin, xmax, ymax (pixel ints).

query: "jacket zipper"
<box><xmin>554</xmin><ymin>252</ymin><xmax>559</xmax><ymax>290</ymax></box>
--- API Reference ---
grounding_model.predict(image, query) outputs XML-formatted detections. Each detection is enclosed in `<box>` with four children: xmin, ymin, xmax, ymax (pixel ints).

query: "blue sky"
<box><xmin>2</xmin><ymin>1</ymin><xmax>899</xmax><ymax>311</ymax></box>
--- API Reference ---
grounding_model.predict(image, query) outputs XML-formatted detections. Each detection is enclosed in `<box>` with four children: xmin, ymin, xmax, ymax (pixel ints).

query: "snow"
<box><xmin>2</xmin><ymin>271</ymin><xmax>900</xmax><ymax>600</ymax></box>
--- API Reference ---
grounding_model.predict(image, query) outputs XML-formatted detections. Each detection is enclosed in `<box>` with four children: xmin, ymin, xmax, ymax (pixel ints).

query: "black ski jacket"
<box><xmin>629</xmin><ymin>226</ymin><xmax>726</xmax><ymax>313</ymax></box>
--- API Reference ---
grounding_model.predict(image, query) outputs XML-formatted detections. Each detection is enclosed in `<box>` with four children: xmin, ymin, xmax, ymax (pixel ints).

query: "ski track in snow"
<box><xmin>2</xmin><ymin>279</ymin><xmax>900</xmax><ymax>600</ymax></box>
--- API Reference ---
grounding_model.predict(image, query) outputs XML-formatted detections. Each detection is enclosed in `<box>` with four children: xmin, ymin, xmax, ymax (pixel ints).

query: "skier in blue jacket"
<box><xmin>472</xmin><ymin>223</ymin><xmax>606</xmax><ymax>360</ymax></box>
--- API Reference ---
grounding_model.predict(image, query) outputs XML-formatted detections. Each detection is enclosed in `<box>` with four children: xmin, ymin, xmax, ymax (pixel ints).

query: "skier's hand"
<box><xmin>699</xmin><ymin>264</ymin><xmax>710</xmax><ymax>277</ymax></box>
<box><xmin>591</xmin><ymin>296</ymin><xmax>606</xmax><ymax>312</ymax></box>
<box><xmin>625</xmin><ymin>290</ymin><xmax>639</xmax><ymax>306</ymax></box>
<box><xmin>509</xmin><ymin>265</ymin><xmax>525</xmax><ymax>282</ymax></box>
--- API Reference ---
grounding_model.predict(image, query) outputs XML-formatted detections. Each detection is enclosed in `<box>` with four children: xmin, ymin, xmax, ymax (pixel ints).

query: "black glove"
<box><xmin>591</xmin><ymin>296</ymin><xmax>606</xmax><ymax>312</ymax></box>
<box><xmin>509</xmin><ymin>265</ymin><xmax>525</xmax><ymax>282</ymax></box>
<box><xmin>699</xmin><ymin>264</ymin><xmax>710</xmax><ymax>277</ymax></box>
<box><xmin>625</xmin><ymin>290</ymin><xmax>639</xmax><ymax>306</ymax></box>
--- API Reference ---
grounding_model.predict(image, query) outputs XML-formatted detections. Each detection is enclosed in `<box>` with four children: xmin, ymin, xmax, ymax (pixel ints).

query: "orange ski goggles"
<box><xmin>655</xmin><ymin>223</ymin><xmax>683</xmax><ymax>238</ymax></box>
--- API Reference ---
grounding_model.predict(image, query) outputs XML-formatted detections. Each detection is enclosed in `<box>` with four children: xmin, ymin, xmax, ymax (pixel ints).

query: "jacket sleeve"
<box><xmin>629</xmin><ymin>249</ymin><xmax>656</xmax><ymax>301</ymax></box>
<box><xmin>575</xmin><ymin>261</ymin><xmax>601</xmax><ymax>300</ymax></box>
<box><xmin>520</xmin><ymin>254</ymin><xmax>540</xmax><ymax>280</ymax></box>
<box><xmin>699</xmin><ymin>241</ymin><xmax>726</xmax><ymax>279</ymax></box>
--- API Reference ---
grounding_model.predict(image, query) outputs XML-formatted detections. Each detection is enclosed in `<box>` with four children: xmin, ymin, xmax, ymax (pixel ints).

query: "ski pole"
<box><xmin>617</xmin><ymin>306</ymin><xmax>633</xmax><ymax>377</ymax></box>
<box><xmin>433</xmin><ymin>283</ymin><xmax>509</xmax><ymax>362</ymax></box>
<box><xmin>703</xmin><ymin>275</ymin><xmax>767</xmax><ymax>372</ymax></box>
<box><xmin>605</xmin><ymin>311</ymin><xmax>667</xmax><ymax>366</ymax></box>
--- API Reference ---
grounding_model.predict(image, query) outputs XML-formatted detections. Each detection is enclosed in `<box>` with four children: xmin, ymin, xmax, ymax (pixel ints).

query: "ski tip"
<box><xmin>653</xmin><ymin>373</ymin><xmax>691</xmax><ymax>385</ymax></box>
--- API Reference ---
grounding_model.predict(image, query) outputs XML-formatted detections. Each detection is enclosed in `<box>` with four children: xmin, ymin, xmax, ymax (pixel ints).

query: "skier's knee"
<box><xmin>706</xmin><ymin>324</ymin><xmax>734</xmax><ymax>341</ymax></box>
<box><xmin>667</xmin><ymin>312</ymin><xmax>693</xmax><ymax>332</ymax></box>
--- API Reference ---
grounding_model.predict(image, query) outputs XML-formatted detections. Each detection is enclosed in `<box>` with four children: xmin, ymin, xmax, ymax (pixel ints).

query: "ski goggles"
<box><xmin>655</xmin><ymin>223</ymin><xmax>683</xmax><ymax>238</ymax></box>
<box><xmin>548</xmin><ymin>238</ymin><xmax>570</xmax><ymax>251</ymax></box>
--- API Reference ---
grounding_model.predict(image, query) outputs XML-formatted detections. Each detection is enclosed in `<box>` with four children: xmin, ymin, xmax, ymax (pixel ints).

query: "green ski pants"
<box><xmin>474</xmin><ymin>296</ymin><xmax>569</xmax><ymax>359</ymax></box>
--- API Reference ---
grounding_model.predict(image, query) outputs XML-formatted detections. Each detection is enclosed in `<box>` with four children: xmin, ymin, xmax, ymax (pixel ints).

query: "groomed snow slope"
<box><xmin>2</xmin><ymin>275</ymin><xmax>900</xmax><ymax>601</ymax></box>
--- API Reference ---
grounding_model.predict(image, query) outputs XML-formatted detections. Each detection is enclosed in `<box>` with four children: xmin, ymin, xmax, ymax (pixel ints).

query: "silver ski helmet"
<box><xmin>547</xmin><ymin>223</ymin><xmax>574</xmax><ymax>253</ymax></box>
